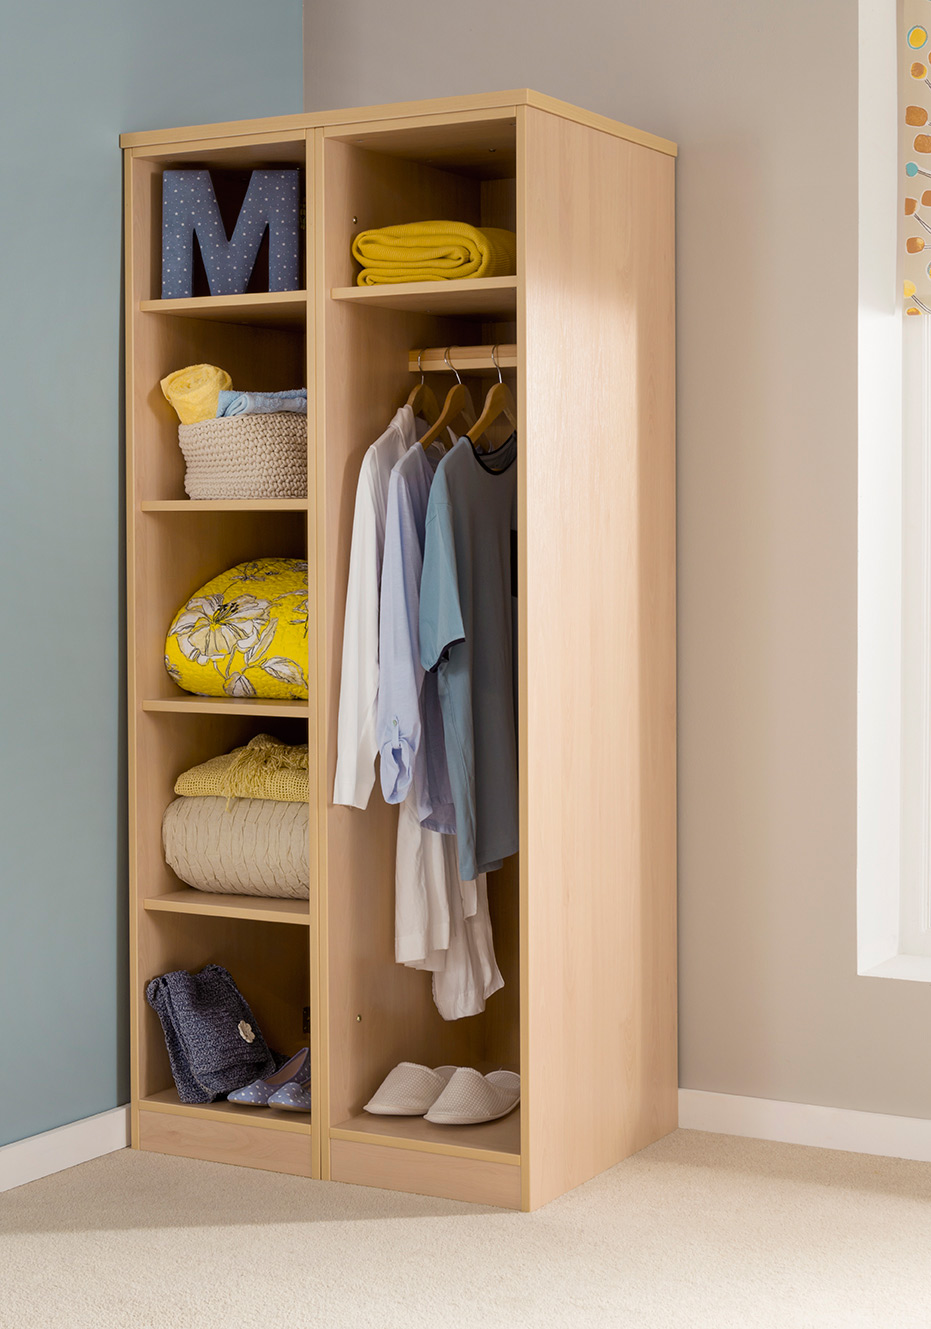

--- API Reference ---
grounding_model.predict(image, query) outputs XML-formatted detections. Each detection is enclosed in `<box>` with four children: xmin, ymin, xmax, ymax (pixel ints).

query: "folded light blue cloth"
<box><xmin>216</xmin><ymin>388</ymin><xmax>307</xmax><ymax>418</ymax></box>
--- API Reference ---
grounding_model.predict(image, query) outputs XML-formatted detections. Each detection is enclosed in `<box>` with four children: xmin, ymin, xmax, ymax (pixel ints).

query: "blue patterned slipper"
<box><xmin>228</xmin><ymin>1047</ymin><xmax>309</xmax><ymax>1106</ymax></box>
<box><xmin>268</xmin><ymin>1079</ymin><xmax>312</xmax><ymax>1111</ymax></box>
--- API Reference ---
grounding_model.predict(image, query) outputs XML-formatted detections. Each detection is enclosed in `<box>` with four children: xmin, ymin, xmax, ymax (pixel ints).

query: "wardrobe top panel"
<box><xmin>324</xmin><ymin>114</ymin><xmax>517</xmax><ymax>179</ymax></box>
<box><xmin>120</xmin><ymin>89</ymin><xmax>678</xmax><ymax>160</ymax></box>
<box><xmin>130</xmin><ymin>132</ymin><xmax>307</xmax><ymax>170</ymax></box>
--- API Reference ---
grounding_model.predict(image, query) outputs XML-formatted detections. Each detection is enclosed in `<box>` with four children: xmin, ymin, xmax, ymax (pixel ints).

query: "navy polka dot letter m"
<box><xmin>161</xmin><ymin>169</ymin><xmax>300</xmax><ymax>298</ymax></box>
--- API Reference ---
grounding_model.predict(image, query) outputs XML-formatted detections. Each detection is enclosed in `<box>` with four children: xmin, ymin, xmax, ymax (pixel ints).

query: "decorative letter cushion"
<box><xmin>165</xmin><ymin>558</ymin><xmax>308</xmax><ymax>700</ymax></box>
<box><xmin>163</xmin><ymin>796</ymin><xmax>310</xmax><ymax>899</ymax></box>
<box><xmin>175</xmin><ymin>734</ymin><xmax>309</xmax><ymax>802</ymax></box>
<box><xmin>162</xmin><ymin>169</ymin><xmax>300</xmax><ymax>299</ymax></box>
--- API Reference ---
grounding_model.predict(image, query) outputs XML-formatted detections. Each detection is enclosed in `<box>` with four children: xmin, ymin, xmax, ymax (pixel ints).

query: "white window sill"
<box><xmin>859</xmin><ymin>954</ymin><xmax>931</xmax><ymax>984</ymax></box>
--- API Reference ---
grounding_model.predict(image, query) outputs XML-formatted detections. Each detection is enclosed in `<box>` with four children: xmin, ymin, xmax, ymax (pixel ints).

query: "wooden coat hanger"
<box><xmin>417</xmin><ymin>347</ymin><xmax>474</xmax><ymax>451</ymax></box>
<box><xmin>406</xmin><ymin>348</ymin><xmax>439</xmax><ymax>425</ymax></box>
<box><xmin>466</xmin><ymin>345</ymin><xmax>517</xmax><ymax>450</ymax></box>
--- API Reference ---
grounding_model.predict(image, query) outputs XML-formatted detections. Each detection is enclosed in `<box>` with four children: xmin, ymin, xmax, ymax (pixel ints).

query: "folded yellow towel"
<box><xmin>175</xmin><ymin>734</ymin><xmax>309</xmax><ymax>802</ymax></box>
<box><xmin>352</xmin><ymin>221</ymin><xmax>517</xmax><ymax>286</ymax></box>
<box><xmin>160</xmin><ymin>363</ymin><xmax>232</xmax><ymax>425</ymax></box>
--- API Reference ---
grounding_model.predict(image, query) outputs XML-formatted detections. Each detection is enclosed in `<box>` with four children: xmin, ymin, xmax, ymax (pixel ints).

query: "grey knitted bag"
<box><xmin>145</xmin><ymin>964</ymin><xmax>277</xmax><ymax>1104</ymax></box>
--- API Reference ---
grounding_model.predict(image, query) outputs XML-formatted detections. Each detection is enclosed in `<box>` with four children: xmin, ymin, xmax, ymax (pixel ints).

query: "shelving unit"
<box><xmin>122</xmin><ymin>90</ymin><xmax>677</xmax><ymax>1212</ymax></box>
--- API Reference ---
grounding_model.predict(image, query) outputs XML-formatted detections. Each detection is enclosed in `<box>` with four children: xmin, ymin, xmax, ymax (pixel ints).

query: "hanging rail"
<box><xmin>408</xmin><ymin>344</ymin><xmax>517</xmax><ymax>374</ymax></box>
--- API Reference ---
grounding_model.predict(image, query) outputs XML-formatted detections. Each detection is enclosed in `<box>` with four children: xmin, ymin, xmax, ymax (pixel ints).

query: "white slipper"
<box><xmin>424</xmin><ymin>1067</ymin><xmax>520</xmax><ymax>1125</ymax></box>
<box><xmin>363</xmin><ymin>1063</ymin><xmax>458</xmax><ymax>1116</ymax></box>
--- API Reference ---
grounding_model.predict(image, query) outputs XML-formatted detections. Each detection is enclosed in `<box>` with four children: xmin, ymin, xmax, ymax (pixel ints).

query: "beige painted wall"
<box><xmin>304</xmin><ymin>2</ymin><xmax>931</xmax><ymax>1117</ymax></box>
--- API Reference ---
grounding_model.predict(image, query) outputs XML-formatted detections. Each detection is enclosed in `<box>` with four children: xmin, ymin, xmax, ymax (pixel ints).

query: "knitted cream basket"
<box><xmin>177</xmin><ymin>412</ymin><xmax>307</xmax><ymax>500</ymax></box>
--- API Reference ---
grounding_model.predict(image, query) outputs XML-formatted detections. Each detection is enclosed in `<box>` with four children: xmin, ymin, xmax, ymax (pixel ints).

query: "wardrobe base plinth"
<box><xmin>329</xmin><ymin>1137</ymin><xmax>522</xmax><ymax>1209</ymax></box>
<box><xmin>137</xmin><ymin>1108</ymin><xmax>315</xmax><ymax>1178</ymax></box>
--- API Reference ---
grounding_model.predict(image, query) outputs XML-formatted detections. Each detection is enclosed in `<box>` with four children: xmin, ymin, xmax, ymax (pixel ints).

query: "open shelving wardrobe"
<box><xmin>121</xmin><ymin>89</ymin><xmax>677</xmax><ymax>1212</ymax></box>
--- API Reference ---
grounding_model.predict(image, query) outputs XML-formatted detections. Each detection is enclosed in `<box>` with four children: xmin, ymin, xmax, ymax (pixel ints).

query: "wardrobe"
<box><xmin>121</xmin><ymin>89</ymin><xmax>677</xmax><ymax>1212</ymax></box>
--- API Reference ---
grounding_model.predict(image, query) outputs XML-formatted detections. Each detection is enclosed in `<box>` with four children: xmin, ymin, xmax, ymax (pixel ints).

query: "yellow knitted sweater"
<box><xmin>175</xmin><ymin>734</ymin><xmax>309</xmax><ymax>802</ymax></box>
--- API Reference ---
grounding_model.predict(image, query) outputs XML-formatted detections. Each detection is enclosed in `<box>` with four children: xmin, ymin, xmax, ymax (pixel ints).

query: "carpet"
<box><xmin>2</xmin><ymin>1129</ymin><xmax>930</xmax><ymax>1328</ymax></box>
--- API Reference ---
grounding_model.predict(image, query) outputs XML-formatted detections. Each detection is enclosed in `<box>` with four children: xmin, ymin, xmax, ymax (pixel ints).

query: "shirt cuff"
<box><xmin>378</xmin><ymin>731</ymin><xmax>414</xmax><ymax>805</ymax></box>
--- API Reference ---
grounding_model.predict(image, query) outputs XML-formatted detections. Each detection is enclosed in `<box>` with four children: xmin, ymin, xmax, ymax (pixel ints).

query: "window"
<box><xmin>856</xmin><ymin>0</ymin><xmax>931</xmax><ymax>980</ymax></box>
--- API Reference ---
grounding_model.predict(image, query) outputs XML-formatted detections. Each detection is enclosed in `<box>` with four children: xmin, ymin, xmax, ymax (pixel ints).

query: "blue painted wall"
<box><xmin>0</xmin><ymin>0</ymin><xmax>302</xmax><ymax>1148</ymax></box>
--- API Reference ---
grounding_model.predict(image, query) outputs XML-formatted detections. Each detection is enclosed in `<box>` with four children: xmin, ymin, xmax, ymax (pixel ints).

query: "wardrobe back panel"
<box><xmin>519</xmin><ymin>108</ymin><xmax>678</xmax><ymax>1209</ymax></box>
<box><xmin>480</xmin><ymin>177</ymin><xmax>516</xmax><ymax>232</ymax></box>
<box><xmin>137</xmin><ymin>912</ymin><xmax>310</xmax><ymax>1099</ymax></box>
<box><xmin>318</xmin><ymin>134</ymin><xmax>520</xmax><ymax>1129</ymax></box>
<box><xmin>483</xmin><ymin>858</ymin><xmax>521</xmax><ymax>1070</ymax></box>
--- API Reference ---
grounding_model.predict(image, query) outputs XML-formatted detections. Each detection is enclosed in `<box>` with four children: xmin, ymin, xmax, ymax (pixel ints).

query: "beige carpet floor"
<box><xmin>2</xmin><ymin>1129</ymin><xmax>931</xmax><ymax>1328</ymax></box>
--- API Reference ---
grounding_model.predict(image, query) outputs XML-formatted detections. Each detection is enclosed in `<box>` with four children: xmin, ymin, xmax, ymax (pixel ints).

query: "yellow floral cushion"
<box><xmin>164</xmin><ymin>558</ymin><xmax>308</xmax><ymax>700</ymax></box>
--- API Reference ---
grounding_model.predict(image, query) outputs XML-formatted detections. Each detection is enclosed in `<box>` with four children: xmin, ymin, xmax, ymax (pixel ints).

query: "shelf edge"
<box><xmin>139</xmin><ymin>1097</ymin><xmax>313</xmax><ymax>1135</ymax></box>
<box><xmin>141</xmin><ymin>699</ymin><xmax>311</xmax><ymax>718</ymax></box>
<box><xmin>329</xmin><ymin>1125</ymin><xmax>520</xmax><ymax>1166</ymax></box>
<box><xmin>143</xmin><ymin>897</ymin><xmax>311</xmax><ymax>926</ymax></box>
<box><xmin>140</xmin><ymin>499</ymin><xmax>310</xmax><ymax>512</ymax></box>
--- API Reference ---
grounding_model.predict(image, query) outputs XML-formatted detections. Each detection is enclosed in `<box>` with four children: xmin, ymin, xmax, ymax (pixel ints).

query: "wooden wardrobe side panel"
<box><xmin>124</xmin><ymin>148</ymin><xmax>142</xmax><ymax>1145</ymax></box>
<box><xmin>520</xmin><ymin>108</ymin><xmax>677</xmax><ymax>1210</ymax></box>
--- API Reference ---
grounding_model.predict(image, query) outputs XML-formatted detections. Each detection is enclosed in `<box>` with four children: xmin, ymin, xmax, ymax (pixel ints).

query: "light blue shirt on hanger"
<box><xmin>377</xmin><ymin>441</ymin><xmax>457</xmax><ymax>834</ymax></box>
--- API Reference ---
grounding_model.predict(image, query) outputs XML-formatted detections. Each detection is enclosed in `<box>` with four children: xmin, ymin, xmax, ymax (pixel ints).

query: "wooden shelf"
<box><xmin>330</xmin><ymin>275</ymin><xmax>517</xmax><ymax>317</ymax></box>
<box><xmin>142</xmin><ymin>696</ymin><xmax>310</xmax><ymax>718</ymax></box>
<box><xmin>141</xmin><ymin>499</ymin><xmax>309</xmax><ymax>513</ymax></box>
<box><xmin>141</xmin><ymin>1087</ymin><xmax>312</xmax><ymax>1133</ymax></box>
<box><xmin>331</xmin><ymin>1109</ymin><xmax>520</xmax><ymax>1165</ymax></box>
<box><xmin>144</xmin><ymin>888</ymin><xmax>310</xmax><ymax>926</ymax></box>
<box><xmin>140</xmin><ymin>290</ymin><xmax>307</xmax><ymax>328</ymax></box>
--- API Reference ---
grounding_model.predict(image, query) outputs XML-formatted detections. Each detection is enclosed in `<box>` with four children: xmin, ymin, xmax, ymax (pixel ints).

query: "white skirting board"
<box><xmin>679</xmin><ymin>1088</ymin><xmax>931</xmax><ymax>1163</ymax></box>
<box><xmin>0</xmin><ymin>1106</ymin><xmax>130</xmax><ymax>1194</ymax></box>
<box><xmin>4</xmin><ymin>1094</ymin><xmax>931</xmax><ymax>1195</ymax></box>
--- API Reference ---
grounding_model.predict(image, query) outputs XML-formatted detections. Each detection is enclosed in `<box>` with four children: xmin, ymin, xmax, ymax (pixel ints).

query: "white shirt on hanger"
<box><xmin>333</xmin><ymin>406</ymin><xmax>421</xmax><ymax>809</ymax></box>
<box><xmin>397</xmin><ymin>798</ymin><xmax>503</xmax><ymax>1020</ymax></box>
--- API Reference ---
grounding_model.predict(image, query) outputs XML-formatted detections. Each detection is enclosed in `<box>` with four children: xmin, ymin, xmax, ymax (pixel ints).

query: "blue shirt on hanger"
<box><xmin>420</xmin><ymin>433</ymin><xmax>519</xmax><ymax>882</ymax></box>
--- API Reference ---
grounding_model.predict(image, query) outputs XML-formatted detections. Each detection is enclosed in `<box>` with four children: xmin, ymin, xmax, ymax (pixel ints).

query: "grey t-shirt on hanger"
<box><xmin>420</xmin><ymin>433</ymin><xmax>518</xmax><ymax>882</ymax></box>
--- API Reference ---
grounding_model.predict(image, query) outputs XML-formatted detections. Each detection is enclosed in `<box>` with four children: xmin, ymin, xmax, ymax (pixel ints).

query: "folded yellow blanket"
<box><xmin>175</xmin><ymin>734</ymin><xmax>309</xmax><ymax>802</ymax></box>
<box><xmin>352</xmin><ymin>221</ymin><xmax>516</xmax><ymax>285</ymax></box>
<box><xmin>160</xmin><ymin>363</ymin><xmax>232</xmax><ymax>425</ymax></box>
